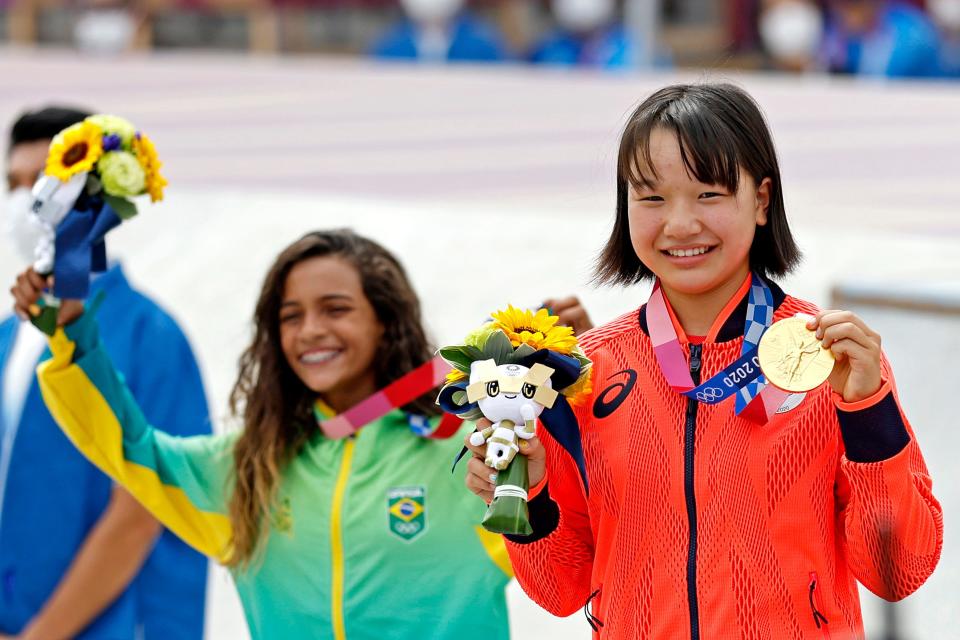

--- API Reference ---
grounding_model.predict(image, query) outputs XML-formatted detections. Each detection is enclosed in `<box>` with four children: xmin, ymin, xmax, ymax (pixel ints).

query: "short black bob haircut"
<box><xmin>9</xmin><ymin>106</ymin><xmax>92</xmax><ymax>152</ymax></box>
<box><xmin>595</xmin><ymin>83</ymin><xmax>801</xmax><ymax>285</ymax></box>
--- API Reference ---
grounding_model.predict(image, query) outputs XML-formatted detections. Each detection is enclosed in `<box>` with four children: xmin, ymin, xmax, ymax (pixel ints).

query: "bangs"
<box><xmin>618</xmin><ymin>99</ymin><xmax>742</xmax><ymax>193</ymax></box>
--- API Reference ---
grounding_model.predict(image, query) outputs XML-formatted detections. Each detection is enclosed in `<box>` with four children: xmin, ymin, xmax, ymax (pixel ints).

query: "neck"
<box><xmin>660</xmin><ymin>267</ymin><xmax>750</xmax><ymax>337</ymax></box>
<box><xmin>320</xmin><ymin>377</ymin><xmax>377</xmax><ymax>415</ymax></box>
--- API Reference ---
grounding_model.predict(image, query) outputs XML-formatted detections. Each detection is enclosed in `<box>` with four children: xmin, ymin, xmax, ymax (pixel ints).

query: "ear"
<box><xmin>755</xmin><ymin>177</ymin><xmax>771</xmax><ymax>227</ymax></box>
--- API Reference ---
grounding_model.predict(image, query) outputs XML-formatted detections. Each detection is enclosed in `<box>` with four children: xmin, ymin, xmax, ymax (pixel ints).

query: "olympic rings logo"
<box><xmin>393</xmin><ymin>522</ymin><xmax>422</xmax><ymax>535</ymax></box>
<box><xmin>695</xmin><ymin>387</ymin><xmax>724</xmax><ymax>403</ymax></box>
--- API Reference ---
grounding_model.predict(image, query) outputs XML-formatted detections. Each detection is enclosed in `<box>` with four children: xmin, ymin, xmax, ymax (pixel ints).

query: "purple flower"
<box><xmin>102</xmin><ymin>133</ymin><xmax>122</xmax><ymax>152</ymax></box>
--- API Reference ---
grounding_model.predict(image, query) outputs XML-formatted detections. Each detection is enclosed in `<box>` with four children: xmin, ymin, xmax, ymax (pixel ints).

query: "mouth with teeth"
<box><xmin>300</xmin><ymin>349</ymin><xmax>342</xmax><ymax>365</ymax></box>
<box><xmin>663</xmin><ymin>246</ymin><xmax>714</xmax><ymax>258</ymax></box>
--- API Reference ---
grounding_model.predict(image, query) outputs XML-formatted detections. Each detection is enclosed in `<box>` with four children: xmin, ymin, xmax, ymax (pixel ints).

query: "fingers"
<box><xmin>463</xmin><ymin>431</ymin><xmax>486</xmax><ymax>458</ymax></box>
<box><xmin>465</xmin><ymin>456</ymin><xmax>495</xmax><ymax>504</ymax></box>
<box><xmin>826</xmin><ymin>338</ymin><xmax>874</xmax><ymax>363</ymax></box>
<box><xmin>543</xmin><ymin>296</ymin><xmax>594</xmax><ymax>335</ymax></box>
<box><xmin>807</xmin><ymin>310</ymin><xmax>881</xmax><ymax>349</ymax></box>
<box><xmin>517</xmin><ymin>435</ymin><xmax>545</xmax><ymax>463</ymax></box>
<box><xmin>57</xmin><ymin>299</ymin><xmax>85</xmax><ymax>326</ymax></box>
<box><xmin>11</xmin><ymin>269</ymin><xmax>49</xmax><ymax>319</ymax></box>
<box><xmin>828</xmin><ymin>338</ymin><xmax>883</xmax><ymax>399</ymax></box>
<box><xmin>818</xmin><ymin>318</ymin><xmax>881</xmax><ymax>355</ymax></box>
<box><xmin>543</xmin><ymin>296</ymin><xmax>578</xmax><ymax>313</ymax></box>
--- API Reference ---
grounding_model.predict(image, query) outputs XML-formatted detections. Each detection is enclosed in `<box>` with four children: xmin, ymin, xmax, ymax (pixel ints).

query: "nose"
<box><xmin>661</xmin><ymin>202</ymin><xmax>703</xmax><ymax>239</ymax></box>
<box><xmin>301</xmin><ymin>310</ymin><xmax>329</xmax><ymax>339</ymax></box>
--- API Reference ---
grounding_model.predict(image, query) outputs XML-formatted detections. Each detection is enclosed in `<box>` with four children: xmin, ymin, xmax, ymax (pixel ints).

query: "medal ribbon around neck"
<box><xmin>647</xmin><ymin>273</ymin><xmax>793</xmax><ymax>423</ymax></box>
<box><xmin>313</xmin><ymin>355</ymin><xmax>462</xmax><ymax>439</ymax></box>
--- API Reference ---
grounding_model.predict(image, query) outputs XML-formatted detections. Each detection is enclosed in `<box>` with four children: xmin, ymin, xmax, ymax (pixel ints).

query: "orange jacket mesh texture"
<box><xmin>505</xmin><ymin>290</ymin><xmax>943</xmax><ymax>640</ymax></box>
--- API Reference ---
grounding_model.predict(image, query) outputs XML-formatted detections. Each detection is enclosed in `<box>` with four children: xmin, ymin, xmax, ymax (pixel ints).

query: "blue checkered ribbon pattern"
<box><xmin>735</xmin><ymin>276</ymin><xmax>774</xmax><ymax>413</ymax></box>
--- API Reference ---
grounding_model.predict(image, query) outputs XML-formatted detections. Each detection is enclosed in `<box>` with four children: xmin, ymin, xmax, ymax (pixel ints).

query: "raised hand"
<box><xmin>10</xmin><ymin>268</ymin><xmax>84</xmax><ymax>327</ymax></box>
<box><xmin>806</xmin><ymin>310</ymin><xmax>883</xmax><ymax>403</ymax></box>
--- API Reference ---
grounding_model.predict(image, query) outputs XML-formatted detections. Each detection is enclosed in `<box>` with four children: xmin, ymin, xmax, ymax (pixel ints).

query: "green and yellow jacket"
<box><xmin>37</xmin><ymin>311</ymin><xmax>512</xmax><ymax>640</ymax></box>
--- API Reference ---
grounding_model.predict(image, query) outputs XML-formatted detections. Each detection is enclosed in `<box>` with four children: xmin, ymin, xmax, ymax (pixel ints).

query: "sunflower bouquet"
<box><xmin>437</xmin><ymin>306</ymin><xmax>592</xmax><ymax>535</ymax></box>
<box><xmin>26</xmin><ymin>115</ymin><xmax>166</xmax><ymax>334</ymax></box>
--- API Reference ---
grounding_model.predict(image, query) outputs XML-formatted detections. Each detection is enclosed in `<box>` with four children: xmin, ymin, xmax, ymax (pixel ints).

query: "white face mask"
<box><xmin>759</xmin><ymin>1</ymin><xmax>823</xmax><ymax>62</ymax></box>
<box><xmin>930</xmin><ymin>0</ymin><xmax>960</xmax><ymax>30</ymax></box>
<box><xmin>400</xmin><ymin>0</ymin><xmax>464</xmax><ymax>24</ymax></box>
<box><xmin>3</xmin><ymin>187</ymin><xmax>47</xmax><ymax>265</ymax></box>
<box><xmin>552</xmin><ymin>0</ymin><xmax>615</xmax><ymax>33</ymax></box>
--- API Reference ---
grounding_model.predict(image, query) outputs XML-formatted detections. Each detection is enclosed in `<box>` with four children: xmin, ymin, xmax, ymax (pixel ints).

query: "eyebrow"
<box><xmin>280</xmin><ymin>293</ymin><xmax>353</xmax><ymax>308</ymax></box>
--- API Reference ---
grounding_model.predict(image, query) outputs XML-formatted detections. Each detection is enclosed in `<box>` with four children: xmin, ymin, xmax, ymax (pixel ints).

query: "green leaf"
<box><xmin>438</xmin><ymin>346</ymin><xmax>473</xmax><ymax>372</ymax></box>
<box><xmin>573</xmin><ymin>351</ymin><xmax>592</xmax><ymax>369</ymax></box>
<box><xmin>509</xmin><ymin>343</ymin><xmax>537</xmax><ymax>363</ymax></box>
<box><xmin>481</xmin><ymin>330</ymin><xmax>515</xmax><ymax>364</ymax></box>
<box><xmin>103</xmin><ymin>194</ymin><xmax>138</xmax><ymax>220</ymax></box>
<box><xmin>458</xmin><ymin>407</ymin><xmax>484</xmax><ymax>421</ymax></box>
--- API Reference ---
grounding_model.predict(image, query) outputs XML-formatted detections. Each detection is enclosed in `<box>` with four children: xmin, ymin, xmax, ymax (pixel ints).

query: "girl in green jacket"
<box><xmin>11</xmin><ymin>229</ymin><xmax>512</xmax><ymax>640</ymax></box>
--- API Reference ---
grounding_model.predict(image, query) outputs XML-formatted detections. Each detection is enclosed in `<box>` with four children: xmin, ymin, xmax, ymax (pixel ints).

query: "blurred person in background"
<box><xmin>0</xmin><ymin>107</ymin><xmax>209</xmax><ymax>639</ymax></box>
<box><xmin>929</xmin><ymin>0</ymin><xmax>960</xmax><ymax>75</ymax></box>
<box><xmin>370</xmin><ymin>0</ymin><xmax>507</xmax><ymax>62</ymax></box>
<box><xmin>529</xmin><ymin>0</ymin><xmax>638</xmax><ymax>69</ymax></box>
<box><xmin>822</xmin><ymin>0</ymin><xmax>945</xmax><ymax>77</ymax></box>
<box><xmin>73</xmin><ymin>0</ymin><xmax>140</xmax><ymax>54</ymax></box>
<box><xmin>759</xmin><ymin>0</ymin><xmax>825</xmax><ymax>72</ymax></box>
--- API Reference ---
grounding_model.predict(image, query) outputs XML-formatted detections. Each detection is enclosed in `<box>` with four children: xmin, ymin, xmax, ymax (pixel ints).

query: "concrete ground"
<box><xmin>1</xmin><ymin>49</ymin><xmax>957</xmax><ymax>639</ymax></box>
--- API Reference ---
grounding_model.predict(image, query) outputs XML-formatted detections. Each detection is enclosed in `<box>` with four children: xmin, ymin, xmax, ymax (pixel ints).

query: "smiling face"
<box><xmin>278</xmin><ymin>256</ymin><xmax>384</xmax><ymax>411</ymax></box>
<box><xmin>627</xmin><ymin>127</ymin><xmax>770</xmax><ymax>303</ymax></box>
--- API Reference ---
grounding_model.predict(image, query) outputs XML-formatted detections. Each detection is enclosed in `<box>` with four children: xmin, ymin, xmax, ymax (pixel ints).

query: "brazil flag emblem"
<box><xmin>387</xmin><ymin>486</ymin><xmax>427</xmax><ymax>542</ymax></box>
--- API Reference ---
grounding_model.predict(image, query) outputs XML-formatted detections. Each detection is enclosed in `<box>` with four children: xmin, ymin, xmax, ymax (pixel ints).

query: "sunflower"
<box><xmin>563</xmin><ymin>370</ymin><xmax>594</xmax><ymax>406</ymax></box>
<box><xmin>132</xmin><ymin>133</ymin><xmax>168</xmax><ymax>202</ymax></box>
<box><xmin>45</xmin><ymin>121</ymin><xmax>103</xmax><ymax>182</ymax></box>
<box><xmin>445</xmin><ymin>368</ymin><xmax>468</xmax><ymax>384</ymax></box>
<box><xmin>490</xmin><ymin>305</ymin><xmax>577</xmax><ymax>354</ymax></box>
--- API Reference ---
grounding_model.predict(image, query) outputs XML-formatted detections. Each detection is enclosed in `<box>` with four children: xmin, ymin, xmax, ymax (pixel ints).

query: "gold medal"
<box><xmin>758</xmin><ymin>317</ymin><xmax>835</xmax><ymax>392</ymax></box>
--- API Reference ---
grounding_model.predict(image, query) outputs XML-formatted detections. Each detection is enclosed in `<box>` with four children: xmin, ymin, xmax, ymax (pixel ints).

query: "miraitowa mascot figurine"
<box><xmin>25</xmin><ymin>114</ymin><xmax>166</xmax><ymax>334</ymax></box>
<box><xmin>438</xmin><ymin>306</ymin><xmax>592</xmax><ymax>535</ymax></box>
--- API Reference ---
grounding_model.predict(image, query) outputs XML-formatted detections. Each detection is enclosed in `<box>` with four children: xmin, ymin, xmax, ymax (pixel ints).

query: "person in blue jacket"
<box><xmin>822</xmin><ymin>0</ymin><xmax>944</xmax><ymax>77</ymax></box>
<box><xmin>530</xmin><ymin>0</ymin><xmax>636</xmax><ymax>69</ymax></box>
<box><xmin>1</xmin><ymin>107</ymin><xmax>210</xmax><ymax>639</ymax></box>
<box><xmin>370</xmin><ymin>0</ymin><xmax>506</xmax><ymax>62</ymax></box>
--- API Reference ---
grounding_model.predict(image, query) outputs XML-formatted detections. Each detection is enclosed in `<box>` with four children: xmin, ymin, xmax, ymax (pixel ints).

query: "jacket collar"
<box><xmin>639</xmin><ymin>273</ymin><xmax>786</xmax><ymax>344</ymax></box>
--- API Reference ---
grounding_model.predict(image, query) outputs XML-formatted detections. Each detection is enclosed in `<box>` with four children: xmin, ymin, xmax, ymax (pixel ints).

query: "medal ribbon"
<box><xmin>314</xmin><ymin>355</ymin><xmax>462</xmax><ymax>439</ymax></box>
<box><xmin>647</xmin><ymin>273</ymin><xmax>793</xmax><ymax>423</ymax></box>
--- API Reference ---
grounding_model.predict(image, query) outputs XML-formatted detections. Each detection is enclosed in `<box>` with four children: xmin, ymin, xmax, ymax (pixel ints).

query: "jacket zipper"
<box><xmin>330</xmin><ymin>437</ymin><xmax>357</xmax><ymax>640</ymax></box>
<box><xmin>583</xmin><ymin>587</ymin><xmax>604</xmax><ymax>634</ymax></box>
<box><xmin>808</xmin><ymin>572</ymin><xmax>831</xmax><ymax>639</ymax></box>
<box><xmin>685</xmin><ymin>344</ymin><xmax>702</xmax><ymax>640</ymax></box>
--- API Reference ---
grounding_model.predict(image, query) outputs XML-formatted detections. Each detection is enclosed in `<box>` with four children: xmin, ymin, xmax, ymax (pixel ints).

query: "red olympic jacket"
<box><xmin>505</xmin><ymin>278</ymin><xmax>943</xmax><ymax>640</ymax></box>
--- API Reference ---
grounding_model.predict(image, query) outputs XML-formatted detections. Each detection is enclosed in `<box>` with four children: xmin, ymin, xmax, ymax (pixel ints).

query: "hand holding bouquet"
<box><xmin>438</xmin><ymin>306</ymin><xmax>592</xmax><ymax>535</ymax></box>
<box><xmin>25</xmin><ymin>114</ymin><xmax>166</xmax><ymax>333</ymax></box>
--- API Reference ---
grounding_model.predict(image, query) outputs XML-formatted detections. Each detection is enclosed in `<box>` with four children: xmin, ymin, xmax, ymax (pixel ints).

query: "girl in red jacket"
<box><xmin>466</xmin><ymin>83</ymin><xmax>943</xmax><ymax>639</ymax></box>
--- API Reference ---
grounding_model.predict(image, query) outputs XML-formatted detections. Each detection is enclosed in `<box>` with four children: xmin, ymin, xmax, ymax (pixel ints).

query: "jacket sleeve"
<box><xmin>502</xmin><ymin>401</ymin><xmax>596</xmax><ymax>616</ymax></box>
<box><xmin>125</xmin><ymin>306</ymin><xmax>211</xmax><ymax>441</ymax></box>
<box><xmin>834</xmin><ymin>355</ymin><xmax>943</xmax><ymax>601</ymax></box>
<box><xmin>36</xmin><ymin>310</ymin><xmax>235</xmax><ymax>563</ymax></box>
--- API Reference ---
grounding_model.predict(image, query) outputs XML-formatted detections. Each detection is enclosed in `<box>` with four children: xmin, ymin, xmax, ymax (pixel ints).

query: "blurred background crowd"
<box><xmin>2</xmin><ymin>0</ymin><xmax>959</xmax><ymax>78</ymax></box>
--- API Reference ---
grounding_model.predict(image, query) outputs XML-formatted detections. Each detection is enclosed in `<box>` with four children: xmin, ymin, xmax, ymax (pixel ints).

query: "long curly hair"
<box><xmin>226</xmin><ymin>229</ymin><xmax>438</xmax><ymax>568</ymax></box>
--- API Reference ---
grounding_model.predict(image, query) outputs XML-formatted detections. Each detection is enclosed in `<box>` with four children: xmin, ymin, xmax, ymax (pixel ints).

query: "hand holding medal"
<box><xmin>808</xmin><ymin>310</ymin><xmax>883</xmax><ymax>402</ymax></box>
<box><xmin>758</xmin><ymin>310</ymin><xmax>883</xmax><ymax>403</ymax></box>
